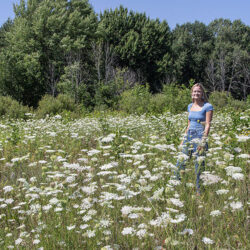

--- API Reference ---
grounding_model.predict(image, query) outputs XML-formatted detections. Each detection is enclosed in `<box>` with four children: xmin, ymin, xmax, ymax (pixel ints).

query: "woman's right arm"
<box><xmin>180</xmin><ymin>120</ymin><xmax>190</xmax><ymax>145</ymax></box>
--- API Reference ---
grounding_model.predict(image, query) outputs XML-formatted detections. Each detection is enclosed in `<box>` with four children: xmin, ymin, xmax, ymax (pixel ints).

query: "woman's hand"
<box><xmin>197</xmin><ymin>145</ymin><xmax>204</xmax><ymax>153</ymax></box>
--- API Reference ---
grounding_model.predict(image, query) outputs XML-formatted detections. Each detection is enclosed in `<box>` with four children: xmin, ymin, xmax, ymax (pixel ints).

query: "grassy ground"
<box><xmin>0</xmin><ymin>110</ymin><xmax>249</xmax><ymax>249</ymax></box>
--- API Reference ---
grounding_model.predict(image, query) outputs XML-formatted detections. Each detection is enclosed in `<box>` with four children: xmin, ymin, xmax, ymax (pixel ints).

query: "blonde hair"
<box><xmin>191</xmin><ymin>83</ymin><xmax>208</xmax><ymax>103</ymax></box>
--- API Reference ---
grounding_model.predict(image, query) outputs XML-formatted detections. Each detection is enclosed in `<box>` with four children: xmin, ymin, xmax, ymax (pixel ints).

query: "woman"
<box><xmin>175</xmin><ymin>83</ymin><xmax>213</xmax><ymax>194</ymax></box>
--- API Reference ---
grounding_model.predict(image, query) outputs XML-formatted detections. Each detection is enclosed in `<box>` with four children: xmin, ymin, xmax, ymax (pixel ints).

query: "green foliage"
<box><xmin>119</xmin><ymin>84</ymin><xmax>152</xmax><ymax>114</ymax></box>
<box><xmin>0</xmin><ymin>1</ymin><xmax>249</xmax><ymax>108</ymax></box>
<box><xmin>209</xmin><ymin>91</ymin><xmax>249</xmax><ymax>111</ymax></box>
<box><xmin>94</xmin><ymin>81</ymin><xmax>119</xmax><ymax>110</ymax></box>
<box><xmin>247</xmin><ymin>95</ymin><xmax>250</xmax><ymax>104</ymax></box>
<box><xmin>209</xmin><ymin>91</ymin><xmax>231</xmax><ymax>110</ymax></box>
<box><xmin>162</xmin><ymin>84</ymin><xmax>191</xmax><ymax>113</ymax></box>
<box><xmin>58</xmin><ymin>61</ymin><xmax>93</xmax><ymax>107</ymax></box>
<box><xmin>99</xmin><ymin>6</ymin><xmax>171</xmax><ymax>91</ymax></box>
<box><xmin>36</xmin><ymin>94</ymin><xmax>84</xmax><ymax>118</ymax></box>
<box><xmin>9</xmin><ymin>123</ymin><xmax>21</xmax><ymax>145</ymax></box>
<box><xmin>171</xmin><ymin>21</ymin><xmax>213</xmax><ymax>85</ymax></box>
<box><xmin>0</xmin><ymin>96</ymin><xmax>30</xmax><ymax>119</ymax></box>
<box><xmin>94</xmin><ymin>68</ymin><xmax>133</xmax><ymax>110</ymax></box>
<box><xmin>149</xmin><ymin>93</ymin><xmax>168</xmax><ymax>114</ymax></box>
<box><xmin>229</xmin><ymin>99</ymin><xmax>250</xmax><ymax>111</ymax></box>
<box><xmin>0</xmin><ymin>0</ymin><xmax>97</xmax><ymax>107</ymax></box>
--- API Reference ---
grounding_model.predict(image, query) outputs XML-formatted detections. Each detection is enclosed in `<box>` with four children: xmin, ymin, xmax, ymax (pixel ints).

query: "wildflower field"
<box><xmin>0</xmin><ymin>110</ymin><xmax>249</xmax><ymax>249</ymax></box>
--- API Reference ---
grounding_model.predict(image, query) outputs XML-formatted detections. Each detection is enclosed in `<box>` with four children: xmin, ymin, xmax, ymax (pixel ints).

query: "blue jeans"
<box><xmin>175</xmin><ymin>129</ymin><xmax>208</xmax><ymax>192</ymax></box>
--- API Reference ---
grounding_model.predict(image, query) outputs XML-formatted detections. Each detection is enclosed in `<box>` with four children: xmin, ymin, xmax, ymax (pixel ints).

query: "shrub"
<box><xmin>228</xmin><ymin>99</ymin><xmax>250</xmax><ymax>111</ymax></box>
<box><xmin>36</xmin><ymin>94</ymin><xmax>84</xmax><ymax>118</ymax></box>
<box><xmin>149</xmin><ymin>93</ymin><xmax>168</xmax><ymax>114</ymax></box>
<box><xmin>162</xmin><ymin>84</ymin><xmax>191</xmax><ymax>113</ymax></box>
<box><xmin>0</xmin><ymin>96</ymin><xmax>30</xmax><ymax>119</ymax></box>
<box><xmin>209</xmin><ymin>91</ymin><xmax>231</xmax><ymax>110</ymax></box>
<box><xmin>209</xmin><ymin>91</ymin><xmax>249</xmax><ymax>111</ymax></box>
<box><xmin>94</xmin><ymin>81</ymin><xmax>120</xmax><ymax>110</ymax></box>
<box><xmin>119</xmin><ymin>85</ymin><xmax>152</xmax><ymax>114</ymax></box>
<box><xmin>246</xmin><ymin>95</ymin><xmax>250</xmax><ymax>105</ymax></box>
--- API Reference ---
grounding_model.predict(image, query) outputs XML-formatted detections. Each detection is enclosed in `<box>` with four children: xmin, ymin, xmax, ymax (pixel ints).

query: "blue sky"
<box><xmin>1</xmin><ymin>0</ymin><xmax>249</xmax><ymax>29</ymax></box>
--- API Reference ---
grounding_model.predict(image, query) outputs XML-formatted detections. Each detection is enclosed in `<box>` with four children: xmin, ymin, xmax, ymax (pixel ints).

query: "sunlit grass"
<box><xmin>0</xmin><ymin>110</ymin><xmax>249</xmax><ymax>249</ymax></box>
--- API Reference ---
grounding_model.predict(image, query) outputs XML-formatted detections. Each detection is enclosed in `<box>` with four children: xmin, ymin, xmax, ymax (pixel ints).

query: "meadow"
<box><xmin>0</xmin><ymin>109</ymin><xmax>249</xmax><ymax>249</ymax></box>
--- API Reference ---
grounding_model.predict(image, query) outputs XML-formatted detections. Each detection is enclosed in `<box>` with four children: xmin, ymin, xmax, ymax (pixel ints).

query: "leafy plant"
<box><xmin>36</xmin><ymin>94</ymin><xmax>84</xmax><ymax>118</ymax></box>
<box><xmin>0</xmin><ymin>96</ymin><xmax>30</xmax><ymax>119</ymax></box>
<box><xmin>119</xmin><ymin>84</ymin><xmax>152</xmax><ymax>114</ymax></box>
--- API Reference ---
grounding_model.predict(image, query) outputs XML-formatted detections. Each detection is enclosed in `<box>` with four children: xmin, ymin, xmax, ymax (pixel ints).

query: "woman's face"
<box><xmin>192</xmin><ymin>86</ymin><xmax>203</xmax><ymax>101</ymax></box>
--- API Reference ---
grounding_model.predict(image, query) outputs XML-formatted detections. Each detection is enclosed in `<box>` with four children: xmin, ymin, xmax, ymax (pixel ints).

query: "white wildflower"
<box><xmin>121</xmin><ymin>227</ymin><xmax>135</xmax><ymax>235</ymax></box>
<box><xmin>136</xmin><ymin>229</ymin><xmax>147</xmax><ymax>238</ymax></box>
<box><xmin>231</xmin><ymin>173</ymin><xmax>244</xmax><ymax>180</ymax></box>
<box><xmin>225</xmin><ymin>166</ymin><xmax>242</xmax><ymax>176</ymax></box>
<box><xmin>38</xmin><ymin>160</ymin><xmax>47</xmax><ymax>164</ymax></box>
<box><xmin>100</xmin><ymin>162</ymin><xmax>118</xmax><ymax>170</ymax></box>
<box><xmin>170</xmin><ymin>213</ymin><xmax>186</xmax><ymax>223</ymax></box>
<box><xmin>202</xmin><ymin>237</ymin><xmax>214</xmax><ymax>244</ymax></box>
<box><xmin>196</xmin><ymin>156</ymin><xmax>205</xmax><ymax>164</ymax></box>
<box><xmin>100</xmin><ymin>219</ymin><xmax>110</xmax><ymax>228</ymax></box>
<box><xmin>54</xmin><ymin>207</ymin><xmax>63</xmax><ymax>212</ymax></box>
<box><xmin>236</xmin><ymin>135</ymin><xmax>249</xmax><ymax>142</ymax></box>
<box><xmin>237</xmin><ymin>154</ymin><xmax>250</xmax><ymax>159</ymax></box>
<box><xmin>82</xmin><ymin>215</ymin><xmax>92</xmax><ymax>222</ymax></box>
<box><xmin>3</xmin><ymin>186</ymin><xmax>13</xmax><ymax>193</ymax></box>
<box><xmin>138</xmin><ymin>223</ymin><xmax>147</xmax><ymax>229</ymax></box>
<box><xmin>86</xmin><ymin>230</ymin><xmax>95</xmax><ymax>238</ymax></box>
<box><xmin>230</xmin><ymin>201</ymin><xmax>243</xmax><ymax>211</ymax></box>
<box><xmin>80</xmin><ymin>224</ymin><xmax>89</xmax><ymax>230</ymax></box>
<box><xmin>216</xmin><ymin>189</ymin><xmax>229</xmax><ymax>195</ymax></box>
<box><xmin>67</xmin><ymin>225</ymin><xmax>76</xmax><ymax>231</ymax></box>
<box><xmin>179</xmin><ymin>228</ymin><xmax>193</xmax><ymax>235</ymax></box>
<box><xmin>210</xmin><ymin>210</ymin><xmax>221</xmax><ymax>217</ymax></box>
<box><xmin>128</xmin><ymin>213</ymin><xmax>139</xmax><ymax>219</ymax></box>
<box><xmin>30</xmin><ymin>177</ymin><xmax>37</xmax><ymax>182</ymax></box>
<box><xmin>54</xmin><ymin>115</ymin><xmax>62</xmax><ymax>119</ymax></box>
<box><xmin>234</xmin><ymin>147</ymin><xmax>242</xmax><ymax>153</ymax></box>
<box><xmin>33</xmin><ymin>239</ymin><xmax>40</xmax><ymax>245</ymax></box>
<box><xmin>5</xmin><ymin>198</ymin><xmax>14</xmax><ymax>204</ymax></box>
<box><xmin>186</xmin><ymin>183</ymin><xmax>194</xmax><ymax>187</ymax></box>
<box><xmin>168</xmin><ymin>179</ymin><xmax>181</xmax><ymax>186</ymax></box>
<box><xmin>87</xmin><ymin>149</ymin><xmax>100</xmax><ymax>156</ymax></box>
<box><xmin>15</xmin><ymin>238</ymin><xmax>23</xmax><ymax>245</ymax></box>
<box><xmin>97</xmin><ymin>171</ymin><xmax>117</xmax><ymax>176</ymax></box>
<box><xmin>81</xmin><ymin>186</ymin><xmax>96</xmax><ymax>195</ymax></box>
<box><xmin>49</xmin><ymin>198</ymin><xmax>60</xmax><ymax>205</ymax></box>
<box><xmin>177</xmin><ymin>152</ymin><xmax>189</xmax><ymax>162</ymax></box>
<box><xmin>65</xmin><ymin>176</ymin><xmax>75</xmax><ymax>183</ymax></box>
<box><xmin>101</xmin><ymin>245</ymin><xmax>113</xmax><ymax>250</ymax></box>
<box><xmin>200</xmin><ymin>172</ymin><xmax>221</xmax><ymax>185</ymax></box>
<box><xmin>101</xmin><ymin>134</ymin><xmax>116</xmax><ymax>143</ymax></box>
<box><xmin>152</xmin><ymin>187</ymin><xmax>164</xmax><ymax>200</ymax></box>
<box><xmin>11</xmin><ymin>157</ymin><xmax>21</xmax><ymax>163</ymax></box>
<box><xmin>169</xmin><ymin>198</ymin><xmax>184</xmax><ymax>207</ymax></box>
<box><xmin>42</xmin><ymin>205</ymin><xmax>52</xmax><ymax>211</ymax></box>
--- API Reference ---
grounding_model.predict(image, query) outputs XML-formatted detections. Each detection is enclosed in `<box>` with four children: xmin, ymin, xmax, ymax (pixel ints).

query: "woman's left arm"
<box><xmin>203</xmin><ymin>110</ymin><xmax>213</xmax><ymax>138</ymax></box>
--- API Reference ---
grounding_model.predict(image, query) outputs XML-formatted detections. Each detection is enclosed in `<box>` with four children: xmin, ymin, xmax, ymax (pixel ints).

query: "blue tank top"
<box><xmin>188</xmin><ymin>102</ymin><xmax>213</xmax><ymax>130</ymax></box>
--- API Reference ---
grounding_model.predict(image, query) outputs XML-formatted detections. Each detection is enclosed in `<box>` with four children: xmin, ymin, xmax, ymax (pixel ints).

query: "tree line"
<box><xmin>0</xmin><ymin>0</ymin><xmax>249</xmax><ymax>108</ymax></box>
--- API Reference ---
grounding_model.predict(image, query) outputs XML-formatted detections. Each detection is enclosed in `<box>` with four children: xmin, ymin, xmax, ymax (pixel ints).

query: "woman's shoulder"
<box><xmin>204</xmin><ymin>102</ymin><xmax>214</xmax><ymax>111</ymax></box>
<box><xmin>187</xmin><ymin>103</ymin><xmax>193</xmax><ymax>112</ymax></box>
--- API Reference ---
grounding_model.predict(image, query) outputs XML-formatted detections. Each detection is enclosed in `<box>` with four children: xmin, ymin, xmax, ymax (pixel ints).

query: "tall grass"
<box><xmin>0</xmin><ymin>109</ymin><xmax>249</xmax><ymax>249</ymax></box>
